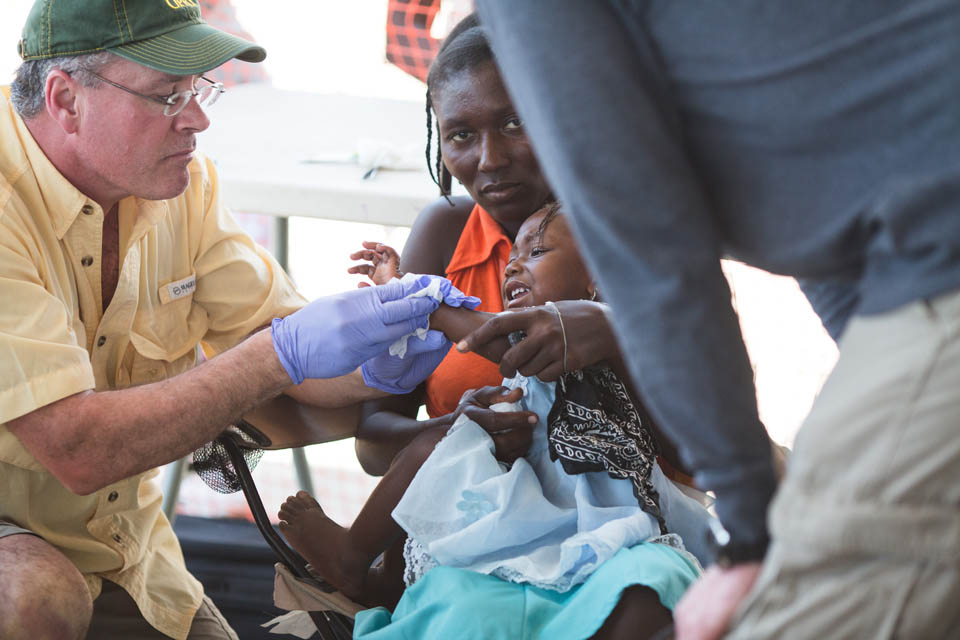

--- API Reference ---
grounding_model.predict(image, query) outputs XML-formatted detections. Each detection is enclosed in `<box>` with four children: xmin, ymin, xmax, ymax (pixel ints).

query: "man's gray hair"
<box><xmin>10</xmin><ymin>51</ymin><xmax>115</xmax><ymax>119</ymax></box>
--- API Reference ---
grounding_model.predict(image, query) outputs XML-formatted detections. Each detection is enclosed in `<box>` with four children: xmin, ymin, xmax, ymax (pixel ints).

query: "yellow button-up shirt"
<box><xmin>0</xmin><ymin>87</ymin><xmax>306</xmax><ymax>639</ymax></box>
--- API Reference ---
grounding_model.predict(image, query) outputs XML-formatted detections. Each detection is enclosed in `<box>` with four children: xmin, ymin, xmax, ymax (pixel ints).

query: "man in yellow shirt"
<box><xmin>0</xmin><ymin>1</ymin><xmax>470</xmax><ymax>639</ymax></box>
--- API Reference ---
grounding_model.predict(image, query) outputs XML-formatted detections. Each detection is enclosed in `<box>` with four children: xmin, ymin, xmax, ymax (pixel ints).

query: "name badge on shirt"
<box><xmin>159</xmin><ymin>273</ymin><xmax>196</xmax><ymax>304</ymax></box>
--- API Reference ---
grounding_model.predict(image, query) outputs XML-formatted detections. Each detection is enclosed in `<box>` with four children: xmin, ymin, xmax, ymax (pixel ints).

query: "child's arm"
<box><xmin>348</xmin><ymin>241</ymin><xmax>403</xmax><ymax>287</ymax></box>
<box><xmin>430</xmin><ymin>305</ymin><xmax>511</xmax><ymax>365</ymax></box>
<box><xmin>348</xmin><ymin>243</ymin><xmax>509</xmax><ymax>363</ymax></box>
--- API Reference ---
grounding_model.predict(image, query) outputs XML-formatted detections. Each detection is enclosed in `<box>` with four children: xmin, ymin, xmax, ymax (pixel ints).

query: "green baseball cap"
<box><xmin>18</xmin><ymin>0</ymin><xmax>266</xmax><ymax>75</ymax></box>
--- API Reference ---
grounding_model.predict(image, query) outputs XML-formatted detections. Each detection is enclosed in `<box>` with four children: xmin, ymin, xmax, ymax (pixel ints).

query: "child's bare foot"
<box><xmin>347</xmin><ymin>241</ymin><xmax>403</xmax><ymax>287</ymax></box>
<box><xmin>277</xmin><ymin>491</ymin><xmax>371</xmax><ymax>601</ymax></box>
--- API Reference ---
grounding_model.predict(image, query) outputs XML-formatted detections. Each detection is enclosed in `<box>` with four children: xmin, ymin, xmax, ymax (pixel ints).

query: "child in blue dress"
<box><xmin>279</xmin><ymin>204</ymin><xmax>711</xmax><ymax>639</ymax></box>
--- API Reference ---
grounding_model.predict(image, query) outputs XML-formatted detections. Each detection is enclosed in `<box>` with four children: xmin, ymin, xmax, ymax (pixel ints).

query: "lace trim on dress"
<box><xmin>402</xmin><ymin>536</ymin><xmax>438</xmax><ymax>587</ymax></box>
<box><xmin>402</xmin><ymin>533</ymin><xmax>698</xmax><ymax>591</ymax></box>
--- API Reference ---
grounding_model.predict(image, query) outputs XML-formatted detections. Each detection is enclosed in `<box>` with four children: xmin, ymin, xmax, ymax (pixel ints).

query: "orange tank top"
<box><xmin>424</xmin><ymin>205</ymin><xmax>511</xmax><ymax>418</ymax></box>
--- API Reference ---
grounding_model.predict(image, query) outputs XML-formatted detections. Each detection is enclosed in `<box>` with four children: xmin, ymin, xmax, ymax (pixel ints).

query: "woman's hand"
<box><xmin>457</xmin><ymin>301</ymin><xmax>618</xmax><ymax>381</ymax></box>
<box><xmin>452</xmin><ymin>386</ymin><xmax>538</xmax><ymax>463</ymax></box>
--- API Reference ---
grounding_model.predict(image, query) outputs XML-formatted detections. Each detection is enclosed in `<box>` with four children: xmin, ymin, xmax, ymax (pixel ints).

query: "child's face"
<box><xmin>501</xmin><ymin>209</ymin><xmax>593</xmax><ymax>309</ymax></box>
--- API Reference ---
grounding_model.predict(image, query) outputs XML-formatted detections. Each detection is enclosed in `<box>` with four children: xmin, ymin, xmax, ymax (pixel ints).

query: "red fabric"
<box><xmin>385</xmin><ymin>0</ymin><xmax>441</xmax><ymax>83</ymax></box>
<box><xmin>424</xmin><ymin>205</ymin><xmax>511</xmax><ymax>418</ymax></box>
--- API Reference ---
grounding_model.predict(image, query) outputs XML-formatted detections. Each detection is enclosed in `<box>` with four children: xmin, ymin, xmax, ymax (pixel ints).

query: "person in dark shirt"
<box><xmin>464</xmin><ymin>2</ymin><xmax>960</xmax><ymax>638</ymax></box>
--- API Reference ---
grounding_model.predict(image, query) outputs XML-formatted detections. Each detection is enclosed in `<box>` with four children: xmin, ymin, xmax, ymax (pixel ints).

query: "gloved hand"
<box><xmin>361</xmin><ymin>329</ymin><xmax>452</xmax><ymax>394</ymax></box>
<box><xmin>396</xmin><ymin>271</ymin><xmax>482</xmax><ymax>310</ymax></box>
<box><xmin>360</xmin><ymin>274</ymin><xmax>482</xmax><ymax>394</ymax></box>
<box><xmin>272</xmin><ymin>276</ymin><xmax>445</xmax><ymax>384</ymax></box>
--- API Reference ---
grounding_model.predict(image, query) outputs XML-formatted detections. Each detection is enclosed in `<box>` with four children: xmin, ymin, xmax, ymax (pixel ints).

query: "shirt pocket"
<box><xmin>128</xmin><ymin>272</ymin><xmax>207</xmax><ymax>363</ymax></box>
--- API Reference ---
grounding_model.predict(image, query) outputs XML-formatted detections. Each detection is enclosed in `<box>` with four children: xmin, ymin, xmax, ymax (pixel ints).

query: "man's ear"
<box><xmin>44</xmin><ymin>69</ymin><xmax>82</xmax><ymax>134</ymax></box>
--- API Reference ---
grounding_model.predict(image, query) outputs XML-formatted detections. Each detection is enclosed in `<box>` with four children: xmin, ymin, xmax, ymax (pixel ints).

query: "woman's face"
<box><xmin>501</xmin><ymin>209</ymin><xmax>592</xmax><ymax>310</ymax></box>
<box><xmin>432</xmin><ymin>61</ymin><xmax>553</xmax><ymax>237</ymax></box>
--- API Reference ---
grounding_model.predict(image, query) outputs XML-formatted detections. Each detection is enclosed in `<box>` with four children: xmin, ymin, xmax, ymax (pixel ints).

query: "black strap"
<box><xmin>217</xmin><ymin>434</ymin><xmax>355</xmax><ymax>640</ymax></box>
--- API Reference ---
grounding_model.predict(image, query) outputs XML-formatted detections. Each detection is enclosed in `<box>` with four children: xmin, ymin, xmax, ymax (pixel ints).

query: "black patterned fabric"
<box><xmin>547</xmin><ymin>367</ymin><xmax>666</xmax><ymax>533</ymax></box>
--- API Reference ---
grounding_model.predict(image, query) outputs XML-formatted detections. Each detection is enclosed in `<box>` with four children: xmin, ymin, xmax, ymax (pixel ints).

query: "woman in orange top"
<box><xmin>353</xmin><ymin>15</ymin><xmax>665</xmax><ymax>478</ymax></box>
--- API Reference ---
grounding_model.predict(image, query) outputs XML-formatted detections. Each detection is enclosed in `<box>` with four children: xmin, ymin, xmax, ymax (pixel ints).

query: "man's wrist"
<box><xmin>706</xmin><ymin>517</ymin><xmax>769</xmax><ymax>568</ymax></box>
<box><xmin>257</xmin><ymin>326</ymin><xmax>300</xmax><ymax>390</ymax></box>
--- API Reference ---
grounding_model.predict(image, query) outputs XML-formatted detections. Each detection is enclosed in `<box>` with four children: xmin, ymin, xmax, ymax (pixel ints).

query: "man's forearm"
<box><xmin>285</xmin><ymin>368</ymin><xmax>389</xmax><ymax>407</ymax></box>
<box><xmin>7</xmin><ymin>329</ymin><xmax>292</xmax><ymax>494</ymax></box>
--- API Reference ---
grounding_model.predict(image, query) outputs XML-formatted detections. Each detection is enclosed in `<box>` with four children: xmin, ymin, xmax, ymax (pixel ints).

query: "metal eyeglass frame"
<box><xmin>85</xmin><ymin>69</ymin><xmax>225</xmax><ymax>117</ymax></box>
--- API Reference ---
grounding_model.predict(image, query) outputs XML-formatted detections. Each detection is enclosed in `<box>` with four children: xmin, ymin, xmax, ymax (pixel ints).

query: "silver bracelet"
<box><xmin>545</xmin><ymin>301</ymin><xmax>567</xmax><ymax>372</ymax></box>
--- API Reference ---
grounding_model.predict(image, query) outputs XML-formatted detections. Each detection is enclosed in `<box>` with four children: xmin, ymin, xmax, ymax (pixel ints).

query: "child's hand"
<box><xmin>452</xmin><ymin>386</ymin><xmax>538</xmax><ymax>463</ymax></box>
<box><xmin>347</xmin><ymin>241</ymin><xmax>403</xmax><ymax>287</ymax></box>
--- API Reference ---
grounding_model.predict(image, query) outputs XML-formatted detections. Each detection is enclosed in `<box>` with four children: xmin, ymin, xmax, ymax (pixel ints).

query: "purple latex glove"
<box><xmin>272</xmin><ymin>276</ymin><xmax>444</xmax><ymax>384</ymax></box>
<box><xmin>396</xmin><ymin>271</ymin><xmax>482</xmax><ymax>310</ymax></box>
<box><xmin>438</xmin><ymin>288</ymin><xmax>481</xmax><ymax>309</ymax></box>
<box><xmin>361</xmin><ymin>275</ymin><xmax>481</xmax><ymax>394</ymax></box>
<box><xmin>361</xmin><ymin>329</ymin><xmax>452</xmax><ymax>394</ymax></box>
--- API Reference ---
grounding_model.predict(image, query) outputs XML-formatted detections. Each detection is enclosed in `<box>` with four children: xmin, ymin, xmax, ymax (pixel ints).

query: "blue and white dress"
<box><xmin>355</xmin><ymin>371</ymin><xmax>711</xmax><ymax>640</ymax></box>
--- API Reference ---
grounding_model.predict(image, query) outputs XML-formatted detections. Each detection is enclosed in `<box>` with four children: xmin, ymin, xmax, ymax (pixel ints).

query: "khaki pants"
<box><xmin>87</xmin><ymin>580</ymin><xmax>238</xmax><ymax>640</ymax></box>
<box><xmin>729</xmin><ymin>291</ymin><xmax>960</xmax><ymax>639</ymax></box>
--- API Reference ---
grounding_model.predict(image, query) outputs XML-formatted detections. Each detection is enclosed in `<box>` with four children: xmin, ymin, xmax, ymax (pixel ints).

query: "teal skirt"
<box><xmin>354</xmin><ymin>542</ymin><xmax>700</xmax><ymax>640</ymax></box>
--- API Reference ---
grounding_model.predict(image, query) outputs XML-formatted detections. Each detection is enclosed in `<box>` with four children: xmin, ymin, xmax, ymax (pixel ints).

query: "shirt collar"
<box><xmin>445</xmin><ymin>205</ymin><xmax>513</xmax><ymax>274</ymax></box>
<box><xmin>7</xmin><ymin>92</ymin><xmax>168</xmax><ymax>240</ymax></box>
<box><xmin>9</xmin><ymin>99</ymin><xmax>89</xmax><ymax>239</ymax></box>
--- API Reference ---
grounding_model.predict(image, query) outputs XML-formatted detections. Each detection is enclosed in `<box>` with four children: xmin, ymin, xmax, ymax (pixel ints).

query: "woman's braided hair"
<box><xmin>424</xmin><ymin>13</ymin><xmax>493</xmax><ymax>200</ymax></box>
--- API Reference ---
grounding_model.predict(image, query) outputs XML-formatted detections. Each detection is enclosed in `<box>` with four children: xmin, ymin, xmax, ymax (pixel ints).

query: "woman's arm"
<box><xmin>398</xmin><ymin>196</ymin><xmax>475</xmax><ymax>277</ymax></box>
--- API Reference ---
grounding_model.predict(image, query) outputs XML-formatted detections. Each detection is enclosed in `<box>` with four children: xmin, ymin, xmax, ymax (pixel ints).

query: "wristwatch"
<box><xmin>705</xmin><ymin>518</ymin><xmax>769</xmax><ymax>568</ymax></box>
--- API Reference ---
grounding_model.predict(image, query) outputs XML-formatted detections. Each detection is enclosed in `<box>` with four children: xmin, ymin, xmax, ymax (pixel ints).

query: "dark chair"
<box><xmin>197</xmin><ymin>396</ymin><xmax>364</xmax><ymax>640</ymax></box>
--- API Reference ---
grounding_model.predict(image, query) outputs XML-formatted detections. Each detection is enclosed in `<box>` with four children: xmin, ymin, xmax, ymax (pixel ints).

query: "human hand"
<box><xmin>348</xmin><ymin>241</ymin><xmax>403</xmax><ymax>287</ymax></box>
<box><xmin>361</xmin><ymin>328</ymin><xmax>452</xmax><ymax>394</ymax></box>
<box><xmin>452</xmin><ymin>386</ymin><xmax>538</xmax><ymax>463</ymax></box>
<box><xmin>457</xmin><ymin>301</ymin><xmax>616</xmax><ymax>381</ymax></box>
<box><xmin>674</xmin><ymin>562</ymin><xmax>762</xmax><ymax>640</ymax></box>
<box><xmin>271</xmin><ymin>276</ymin><xmax>442</xmax><ymax>384</ymax></box>
<box><xmin>359</xmin><ymin>276</ymin><xmax>481</xmax><ymax>393</ymax></box>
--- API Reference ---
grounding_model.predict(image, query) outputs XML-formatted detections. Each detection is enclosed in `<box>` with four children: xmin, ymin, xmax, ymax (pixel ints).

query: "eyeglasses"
<box><xmin>85</xmin><ymin>70</ymin><xmax>225</xmax><ymax>117</ymax></box>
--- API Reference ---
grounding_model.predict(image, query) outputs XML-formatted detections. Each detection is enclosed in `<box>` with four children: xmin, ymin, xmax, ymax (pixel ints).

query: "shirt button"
<box><xmin>97</xmin><ymin>336</ymin><xmax>107</xmax><ymax>347</ymax></box>
<box><xmin>81</xmin><ymin>255</ymin><xmax>94</xmax><ymax>267</ymax></box>
<box><xmin>81</xmin><ymin>205</ymin><xmax>94</xmax><ymax>215</ymax></box>
<box><xmin>112</xmin><ymin>534</ymin><xmax>123</xmax><ymax>543</ymax></box>
<box><xmin>108</xmin><ymin>491</ymin><xmax>119</xmax><ymax>502</ymax></box>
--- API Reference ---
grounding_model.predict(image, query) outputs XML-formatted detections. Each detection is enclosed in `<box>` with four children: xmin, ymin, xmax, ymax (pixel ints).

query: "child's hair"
<box><xmin>526</xmin><ymin>202</ymin><xmax>600</xmax><ymax>304</ymax></box>
<box><xmin>533</xmin><ymin>202</ymin><xmax>562</xmax><ymax>242</ymax></box>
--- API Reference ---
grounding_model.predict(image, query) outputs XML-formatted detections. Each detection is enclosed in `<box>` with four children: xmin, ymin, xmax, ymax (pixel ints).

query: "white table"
<box><xmin>199</xmin><ymin>84</ymin><xmax>442</xmax><ymax>228</ymax></box>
